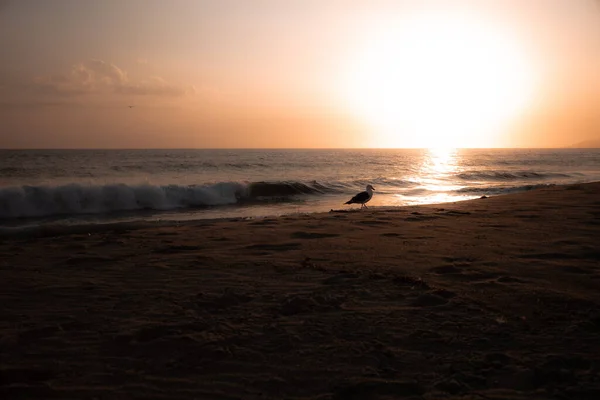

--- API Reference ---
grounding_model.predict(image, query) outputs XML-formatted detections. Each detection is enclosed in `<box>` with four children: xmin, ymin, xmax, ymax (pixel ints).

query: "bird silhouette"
<box><xmin>344</xmin><ymin>185</ymin><xmax>375</xmax><ymax>209</ymax></box>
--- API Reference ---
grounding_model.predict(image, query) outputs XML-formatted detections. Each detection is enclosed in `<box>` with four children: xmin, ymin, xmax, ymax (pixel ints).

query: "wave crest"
<box><xmin>456</xmin><ymin>183</ymin><xmax>553</xmax><ymax>195</ymax></box>
<box><xmin>0</xmin><ymin>181</ymin><xmax>336</xmax><ymax>219</ymax></box>
<box><xmin>457</xmin><ymin>171</ymin><xmax>573</xmax><ymax>181</ymax></box>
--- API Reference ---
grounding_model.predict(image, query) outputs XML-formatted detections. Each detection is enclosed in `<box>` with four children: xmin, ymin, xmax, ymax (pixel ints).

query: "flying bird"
<box><xmin>344</xmin><ymin>185</ymin><xmax>375</xmax><ymax>209</ymax></box>
<box><xmin>128</xmin><ymin>105</ymin><xmax>135</xmax><ymax>108</ymax></box>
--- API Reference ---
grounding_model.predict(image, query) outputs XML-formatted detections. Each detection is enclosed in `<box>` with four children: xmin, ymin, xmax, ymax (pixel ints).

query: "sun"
<box><xmin>340</xmin><ymin>10</ymin><xmax>538</xmax><ymax>148</ymax></box>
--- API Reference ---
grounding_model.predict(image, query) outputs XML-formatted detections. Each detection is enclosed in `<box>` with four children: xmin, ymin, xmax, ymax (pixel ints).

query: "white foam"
<box><xmin>0</xmin><ymin>182</ymin><xmax>247</xmax><ymax>219</ymax></box>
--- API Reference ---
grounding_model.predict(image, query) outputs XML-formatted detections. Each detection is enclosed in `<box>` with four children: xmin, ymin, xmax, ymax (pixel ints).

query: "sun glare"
<box><xmin>341</xmin><ymin>10</ymin><xmax>538</xmax><ymax>148</ymax></box>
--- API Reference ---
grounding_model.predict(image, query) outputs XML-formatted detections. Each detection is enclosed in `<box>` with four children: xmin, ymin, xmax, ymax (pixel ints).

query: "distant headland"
<box><xmin>570</xmin><ymin>139</ymin><xmax>600</xmax><ymax>148</ymax></box>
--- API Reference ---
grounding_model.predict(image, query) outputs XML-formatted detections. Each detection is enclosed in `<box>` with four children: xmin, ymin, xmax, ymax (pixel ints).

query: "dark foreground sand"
<box><xmin>1</xmin><ymin>183</ymin><xmax>600</xmax><ymax>399</ymax></box>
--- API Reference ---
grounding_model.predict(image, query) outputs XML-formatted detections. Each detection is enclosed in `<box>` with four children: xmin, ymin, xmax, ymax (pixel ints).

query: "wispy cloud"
<box><xmin>28</xmin><ymin>59</ymin><xmax>193</xmax><ymax>98</ymax></box>
<box><xmin>117</xmin><ymin>77</ymin><xmax>195</xmax><ymax>97</ymax></box>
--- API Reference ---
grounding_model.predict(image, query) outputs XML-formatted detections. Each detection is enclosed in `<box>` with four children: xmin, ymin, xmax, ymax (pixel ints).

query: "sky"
<box><xmin>1</xmin><ymin>0</ymin><xmax>599</xmax><ymax>148</ymax></box>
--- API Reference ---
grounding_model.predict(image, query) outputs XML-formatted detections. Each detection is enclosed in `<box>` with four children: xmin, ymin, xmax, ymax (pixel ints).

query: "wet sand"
<box><xmin>1</xmin><ymin>182</ymin><xmax>600</xmax><ymax>399</ymax></box>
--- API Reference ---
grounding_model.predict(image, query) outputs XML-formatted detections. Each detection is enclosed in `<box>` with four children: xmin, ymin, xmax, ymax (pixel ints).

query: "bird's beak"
<box><xmin>372</xmin><ymin>187</ymin><xmax>376</xmax><ymax>191</ymax></box>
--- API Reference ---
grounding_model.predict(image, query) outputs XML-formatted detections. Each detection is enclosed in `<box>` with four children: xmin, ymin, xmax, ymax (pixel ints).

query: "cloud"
<box><xmin>117</xmin><ymin>77</ymin><xmax>195</xmax><ymax>97</ymax></box>
<box><xmin>31</xmin><ymin>63</ymin><xmax>95</xmax><ymax>96</ymax></box>
<box><xmin>86</xmin><ymin>59</ymin><xmax>128</xmax><ymax>86</ymax></box>
<box><xmin>27</xmin><ymin>59</ymin><xmax>193</xmax><ymax>98</ymax></box>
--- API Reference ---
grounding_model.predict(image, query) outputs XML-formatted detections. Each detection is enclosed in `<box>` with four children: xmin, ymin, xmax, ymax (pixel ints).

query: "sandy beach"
<box><xmin>1</xmin><ymin>182</ymin><xmax>599</xmax><ymax>399</ymax></box>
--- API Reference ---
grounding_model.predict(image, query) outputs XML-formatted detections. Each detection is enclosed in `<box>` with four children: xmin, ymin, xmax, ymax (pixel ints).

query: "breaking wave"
<box><xmin>456</xmin><ymin>171</ymin><xmax>576</xmax><ymax>181</ymax></box>
<box><xmin>455</xmin><ymin>183</ymin><xmax>554</xmax><ymax>195</ymax></box>
<box><xmin>0</xmin><ymin>181</ymin><xmax>338</xmax><ymax>219</ymax></box>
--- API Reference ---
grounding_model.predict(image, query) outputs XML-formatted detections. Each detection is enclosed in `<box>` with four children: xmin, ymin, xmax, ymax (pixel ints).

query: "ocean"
<box><xmin>1</xmin><ymin>148</ymin><xmax>599</xmax><ymax>228</ymax></box>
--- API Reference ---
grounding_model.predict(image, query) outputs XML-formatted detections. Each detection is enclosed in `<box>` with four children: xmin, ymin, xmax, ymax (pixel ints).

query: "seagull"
<box><xmin>344</xmin><ymin>185</ymin><xmax>375</xmax><ymax>209</ymax></box>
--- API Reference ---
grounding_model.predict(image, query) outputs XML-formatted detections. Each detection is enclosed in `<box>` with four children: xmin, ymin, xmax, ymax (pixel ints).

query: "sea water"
<box><xmin>1</xmin><ymin>148</ymin><xmax>599</xmax><ymax>227</ymax></box>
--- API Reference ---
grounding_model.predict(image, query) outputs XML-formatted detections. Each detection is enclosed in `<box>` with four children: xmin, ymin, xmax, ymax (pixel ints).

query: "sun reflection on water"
<box><xmin>427</xmin><ymin>147</ymin><xmax>458</xmax><ymax>175</ymax></box>
<box><xmin>394</xmin><ymin>147</ymin><xmax>473</xmax><ymax>205</ymax></box>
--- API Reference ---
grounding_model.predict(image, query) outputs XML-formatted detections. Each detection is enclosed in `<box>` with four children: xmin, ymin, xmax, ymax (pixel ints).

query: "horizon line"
<box><xmin>1</xmin><ymin>146</ymin><xmax>597</xmax><ymax>151</ymax></box>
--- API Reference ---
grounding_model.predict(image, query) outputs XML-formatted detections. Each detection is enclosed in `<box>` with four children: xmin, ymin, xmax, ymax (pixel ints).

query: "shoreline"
<box><xmin>0</xmin><ymin>181</ymin><xmax>566</xmax><ymax>239</ymax></box>
<box><xmin>1</xmin><ymin>178</ymin><xmax>588</xmax><ymax>229</ymax></box>
<box><xmin>1</xmin><ymin>181</ymin><xmax>599</xmax><ymax>399</ymax></box>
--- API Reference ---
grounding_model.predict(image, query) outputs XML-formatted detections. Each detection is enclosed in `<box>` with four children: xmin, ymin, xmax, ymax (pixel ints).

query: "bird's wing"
<box><xmin>350</xmin><ymin>191</ymin><xmax>369</xmax><ymax>203</ymax></box>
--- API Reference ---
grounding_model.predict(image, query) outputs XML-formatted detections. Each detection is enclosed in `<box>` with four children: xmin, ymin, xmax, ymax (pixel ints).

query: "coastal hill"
<box><xmin>570</xmin><ymin>139</ymin><xmax>600</xmax><ymax>148</ymax></box>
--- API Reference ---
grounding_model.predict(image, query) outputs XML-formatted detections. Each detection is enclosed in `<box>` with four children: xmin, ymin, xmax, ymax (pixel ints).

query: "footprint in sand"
<box><xmin>63</xmin><ymin>255</ymin><xmax>114</xmax><ymax>265</ymax></box>
<box><xmin>322</xmin><ymin>273</ymin><xmax>359</xmax><ymax>285</ymax></box>
<box><xmin>210</xmin><ymin>236</ymin><xmax>230</xmax><ymax>241</ymax></box>
<box><xmin>436</xmin><ymin>209</ymin><xmax>471</xmax><ymax>216</ymax></box>
<box><xmin>430</xmin><ymin>264</ymin><xmax>500</xmax><ymax>282</ymax></box>
<box><xmin>291</xmin><ymin>231</ymin><xmax>340</xmax><ymax>239</ymax></box>
<box><xmin>248</xmin><ymin>219</ymin><xmax>278</xmax><ymax>226</ymax></box>
<box><xmin>411</xmin><ymin>293</ymin><xmax>449</xmax><ymax>307</ymax></box>
<box><xmin>460</xmin><ymin>271</ymin><xmax>501</xmax><ymax>282</ymax></box>
<box><xmin>392</xmin><ymin>275</ymin><xmax>430</xmax><ymax>289</ymax></box>
<box><xmin>431</xmin><ymin>289</ymin><xmax>457</xmax><ymax>299</ymax></box>
<box><xmin>404</xmin><ymin>215</ymin><xmax>441</xmax><ymax>221</ymax></box>
<box><xmin>279</xmin><ymin>296</ymin><xmax>318</xmax><ymax>316</ymax></box>
<box><xmin>496</xmin><ymin>276</ymin><xmax>528</xmax><ymax>283</ymax></box>
<box><xmin>195</xmin><ymin>290</ymin><xmax>254</xmax><ymax>311</ymax></box>
<box><xmin>245</xmin><ymin>242</ymin><xmax>301</xmax><ymax>251</ymax></box>
<box><xmin>430</xmin><ymin>265</ymin><xmax>462</xmax><ymax>275</ymax></box>
<box><xmin>380</xmin><ymin>232</ymin><xmax>402</xmax><ymax>237</ymax></box>
<box><xmin>357</xmin><ymin>220</ymin><xmax>389</xmax><ymax>226</ymax></box>
<box><xmin>442</xmin><ymin>256</ymin><xmax>479</xmax><ymax>263</ymax></box>
<box><xmin>153</xmin><ymin>244</ymin><xmax>203</xmax><ymax>254</ymax></box>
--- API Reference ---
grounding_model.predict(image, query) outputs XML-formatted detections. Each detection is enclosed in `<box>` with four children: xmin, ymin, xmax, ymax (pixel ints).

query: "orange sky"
<box><xmin>1</xmin><ymin>0</ymin><xmax>599</xmax><ymax>148</ymax></box>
